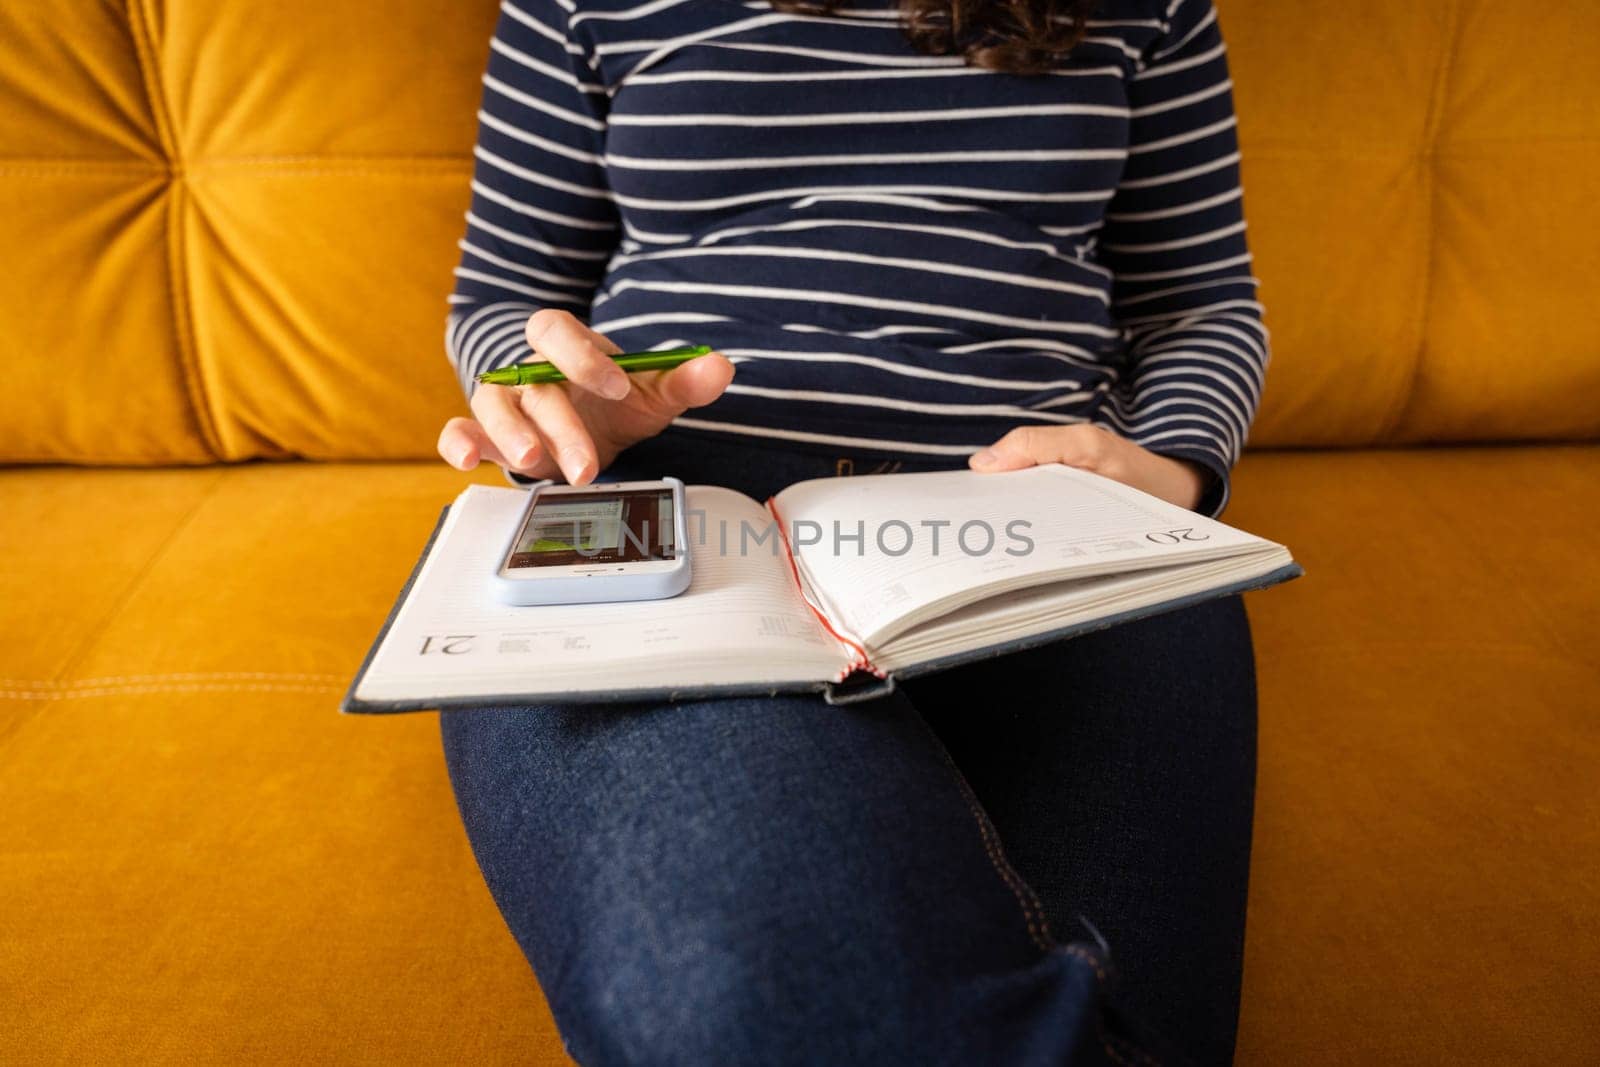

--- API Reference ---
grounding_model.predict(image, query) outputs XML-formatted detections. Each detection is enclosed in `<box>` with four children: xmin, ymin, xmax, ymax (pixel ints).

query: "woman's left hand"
<box><xmin>968</xmin><ymin>424</ymin><xmax>1212</xmax><ymax>512</ymax></box>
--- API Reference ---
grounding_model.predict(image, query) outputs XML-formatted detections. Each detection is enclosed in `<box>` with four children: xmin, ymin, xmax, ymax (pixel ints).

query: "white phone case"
<box><xmin>489</xmin><ymin>477</ymin><xmax>691</xmax><ymax>606</ymax></box>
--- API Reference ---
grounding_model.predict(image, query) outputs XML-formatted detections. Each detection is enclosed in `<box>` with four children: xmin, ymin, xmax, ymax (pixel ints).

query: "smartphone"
<box><xmin>491</xmin><ymin>477</ymin><xmax>691</xmax><ymax>606</ymax></box>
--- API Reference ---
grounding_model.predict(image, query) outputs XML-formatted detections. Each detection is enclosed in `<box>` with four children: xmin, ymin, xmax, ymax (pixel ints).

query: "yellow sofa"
<box><xmin>3</xmin><ymin>1</ymin><xmax>1596</xmax><ymax>1062</ymax></box>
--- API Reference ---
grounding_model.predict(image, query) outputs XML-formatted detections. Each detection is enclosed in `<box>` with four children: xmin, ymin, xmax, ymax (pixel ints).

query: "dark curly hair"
<box><xmin>765</xmin><ymin>0</ymin><xmax>1102</xmax><ymax>76</ymax></box>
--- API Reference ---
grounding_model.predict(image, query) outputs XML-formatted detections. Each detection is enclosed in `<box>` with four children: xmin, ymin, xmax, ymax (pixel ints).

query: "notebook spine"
<box><xmin>765</xmin><ymin>494</ymin><xmax>883</xmax><ymax>679</ymax></box>
<box><xmin>823</xmin><ymin>670</ymin><xmax>897</xmax><ymax>706</ymax></box>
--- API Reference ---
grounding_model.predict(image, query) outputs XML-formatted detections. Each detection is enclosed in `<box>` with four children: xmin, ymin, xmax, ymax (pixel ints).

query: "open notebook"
<box><xmin>342</xmin><ymin>464</ymin><xmax>1302</xmax><ymax>711</ymax></box>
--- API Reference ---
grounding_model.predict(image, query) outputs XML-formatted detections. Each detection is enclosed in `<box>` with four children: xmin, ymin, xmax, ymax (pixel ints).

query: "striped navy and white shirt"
<box><xmin>446</xmin><ymin>0</ymin><xmax>1268</xmax><ymax>517</ymax></box>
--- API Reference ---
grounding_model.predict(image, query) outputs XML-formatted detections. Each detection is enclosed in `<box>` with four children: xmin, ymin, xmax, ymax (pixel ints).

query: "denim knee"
<box><xmin>541</xmin><ymin>906</ymin><xmax>1142</xmax><ymax>1066</ymax></box>
<box><xmin>437</xmin><ymin>699</ymin><xmax>1167</xmax><ymax>1065</ymax></box>
<box><xmin>543</xmin><ymin>909</ymin><xmax>875</xmax><ymax>1066</ymax></box>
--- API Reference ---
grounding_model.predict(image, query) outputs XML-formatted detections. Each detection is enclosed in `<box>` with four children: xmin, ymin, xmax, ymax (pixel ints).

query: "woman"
<box><xmin>436</xmin><ymin>0</ymin><xmax>1266</xmax><ymax>1063</ymax></box>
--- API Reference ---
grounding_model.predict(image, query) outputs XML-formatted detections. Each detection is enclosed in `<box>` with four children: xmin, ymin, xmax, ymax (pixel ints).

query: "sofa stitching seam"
<box><xmin>0</xmin><ymin>471</ymin><xmax>229</xmax><ymax>745</ymax></box>
<box><xmin>1377</xmin><ymin>0</ymin><xmax>1465</xmax><ymax>442</ymax></box>
<box><xmin>122</xmin><ymin>0</ymin><xmax>179</xmax><ymax>160</ymax></box>
<box><xmin>1</xmin><ymin>682</ymin><xmax>343</xmax><ymax>701</ymax></box>
<box><xmin>45</xmin><ymin>471</ymin><xmax>228</xmax><ymax>687</ymax></box>
<box><xmin>188</xmin><ymin>155</ymin><xmax>470</xmax><ymax>167</ymax></box>
<box><xmin>4</xmin><ymin>672</ymin><xmax>347</xmax><ymax>688</ymax></box>
<box><xmin>0</xmin><ymin>162</ymin><xmax>168</xmax><ymax>176</ymax></box>
<box><xmin>0</xmin><ymin>157</ymin><xmax>473</xmax><ymax>175</ymax></box>
<box><xmin>125</xmin><ymin>0</ymin><xmax>225</xmax><ymax>460</ymax></box>
<box><xmin>164</xmin><ymin>187</ymin><xmax>228</xmax><ymax>456</ymax></box>
<box><xmin>187</xmin><ymin>164</ymin><xmax>471</xmax><ymax>178</ymax></box>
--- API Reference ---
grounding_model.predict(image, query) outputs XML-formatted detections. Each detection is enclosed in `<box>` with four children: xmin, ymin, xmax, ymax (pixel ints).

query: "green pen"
<box><xmin>475</xmin><ymin>344</ymin><xmax>714</xmax><ymax>387</ymax></box>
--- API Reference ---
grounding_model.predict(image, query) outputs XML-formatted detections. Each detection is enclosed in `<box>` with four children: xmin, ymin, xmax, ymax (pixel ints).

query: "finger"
<box><xmin>518</xmin><ymin>384</ymin><xmax>599</xmax><ymax>485</ymax></box>
<box><xmin>524</xmin><ymin>308</ymin><xmax>631</xmax><ymax>402</ymax></box>
<box><xmin>470</xmin><ymin>384</ymin><xmax>543</xmax><ymax>472</ymax></box>
<box><xmin>970</xmin><ymin>425</ymin><xmax>1051</xmax><ymax>472</ymax></box>
<box><xmin>611</xmin><ymin>353</ymin><xmax>735</xmax><ymax>435</ymax></box>
<box><xmin>973</xmin><ymin>424</ymin><xmax>1117</xmax><ymax>475</ymax></box>
<box><xmin>437</xmin><ymin>417</ymin><xmax>484</xmax><ymax>470</ymax></box>
<box><xmin>439</xmin><ymin>416</ymin><xmax>534</xmax><ymax>473</ymax></box>
<box><xmin>637</xmin><ymin>352</ymin><xmax>736</xmax><ymax>414</ymax></box>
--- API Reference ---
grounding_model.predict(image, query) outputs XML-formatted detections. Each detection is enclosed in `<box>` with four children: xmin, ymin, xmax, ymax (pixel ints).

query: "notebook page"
<box><xmin>353</xmin><ymin>484</ymin><xmax>852</xmax><ymax>704</ymax></box>
<box><xmin>873</xmin><ymin>544</ymin><xmax>1296</xmax><ymax>672</ymax></box>
<box><xmin>771</xmin><ymin>464</ymin><xmax>1280</xmax><ymax>649</ymax></box>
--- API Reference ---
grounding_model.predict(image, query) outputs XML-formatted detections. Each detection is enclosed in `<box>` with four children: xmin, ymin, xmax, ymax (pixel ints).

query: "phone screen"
<box><xmin>505</xmin><ymin>487</ymin><xmax>676</xmax><ymax>569</ymax></box>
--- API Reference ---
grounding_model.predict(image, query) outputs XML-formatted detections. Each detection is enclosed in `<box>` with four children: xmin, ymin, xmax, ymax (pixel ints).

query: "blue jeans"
<box><xmin>440</xmin><ymin>429</ymin><xmax>1257</xmax><ymax>1066</ymax></box>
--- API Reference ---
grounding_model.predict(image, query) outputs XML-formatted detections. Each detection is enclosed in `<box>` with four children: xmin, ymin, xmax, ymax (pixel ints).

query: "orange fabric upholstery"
<box><xmin>2</xmin><ymin>1</ymin><xmax>1597</xmax><ymax>1063</ymax></box>
<box><xmin>0</xmin><ymin>0</ymin><xmax>496</xmax><ymax>463</ymax></box>
<box><xmin>1227</xmin><ymin>3</ymin><xmax>1600</xmax><ymax>446</ymax></box>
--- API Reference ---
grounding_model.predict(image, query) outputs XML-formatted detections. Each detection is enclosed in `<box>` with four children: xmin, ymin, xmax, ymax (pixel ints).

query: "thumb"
<box><xmin>582</xmin><ymin>352</ymin><xmax>737</xmax><ymax>458</ymax></box>
<box><xmin>648</xmin><ymin>352</ymin><xmax>736</xmax><ymax>413</ymax></box>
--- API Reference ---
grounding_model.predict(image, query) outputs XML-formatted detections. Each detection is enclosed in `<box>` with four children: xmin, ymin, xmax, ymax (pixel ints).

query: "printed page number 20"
<box><xmin>1145</xmin><ymin>528</ymin><xmax>1209</xmax><ymax>545</ymax></box>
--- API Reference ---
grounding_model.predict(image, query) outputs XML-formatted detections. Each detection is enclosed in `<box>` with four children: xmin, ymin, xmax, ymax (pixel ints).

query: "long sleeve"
<box><xmin>445</xmin><ymin>0</ymin><xmax>622</xmax><ymax>401</ymax></box>
<box><xmin>1093</xmin><ymin>0</ymin><xmax>1269</xmax><ymax>519</ymax></box>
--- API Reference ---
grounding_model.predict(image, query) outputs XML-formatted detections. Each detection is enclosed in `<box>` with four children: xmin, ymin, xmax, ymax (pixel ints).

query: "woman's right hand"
<box><xmin>436</xmin><ymin>308</ymin><xmax>735</xmax><ymax>484</ymax></box>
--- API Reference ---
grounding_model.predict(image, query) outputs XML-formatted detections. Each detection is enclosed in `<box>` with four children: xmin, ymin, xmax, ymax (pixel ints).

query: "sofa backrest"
<box><xmin>3</xmin><ymin>0</ymin><xmax>1596</xmax><ymax>465</ymax></box>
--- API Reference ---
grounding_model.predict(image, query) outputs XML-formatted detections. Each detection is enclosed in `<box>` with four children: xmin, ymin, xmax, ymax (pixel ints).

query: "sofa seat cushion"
<box><xmin>2</xmin><ymin>447</ymin><xmax>1596</xmax><ymax>1063</ymax></box>
<box><xmin>0</xmin><ymin>462</ymin><xmax>573</xmax><ymax>1062</ymax></box>
<box><xmin>1223</xmin><ymin>445</ymin><xmax>1600</xmax><ymax>1064</ymax></box>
